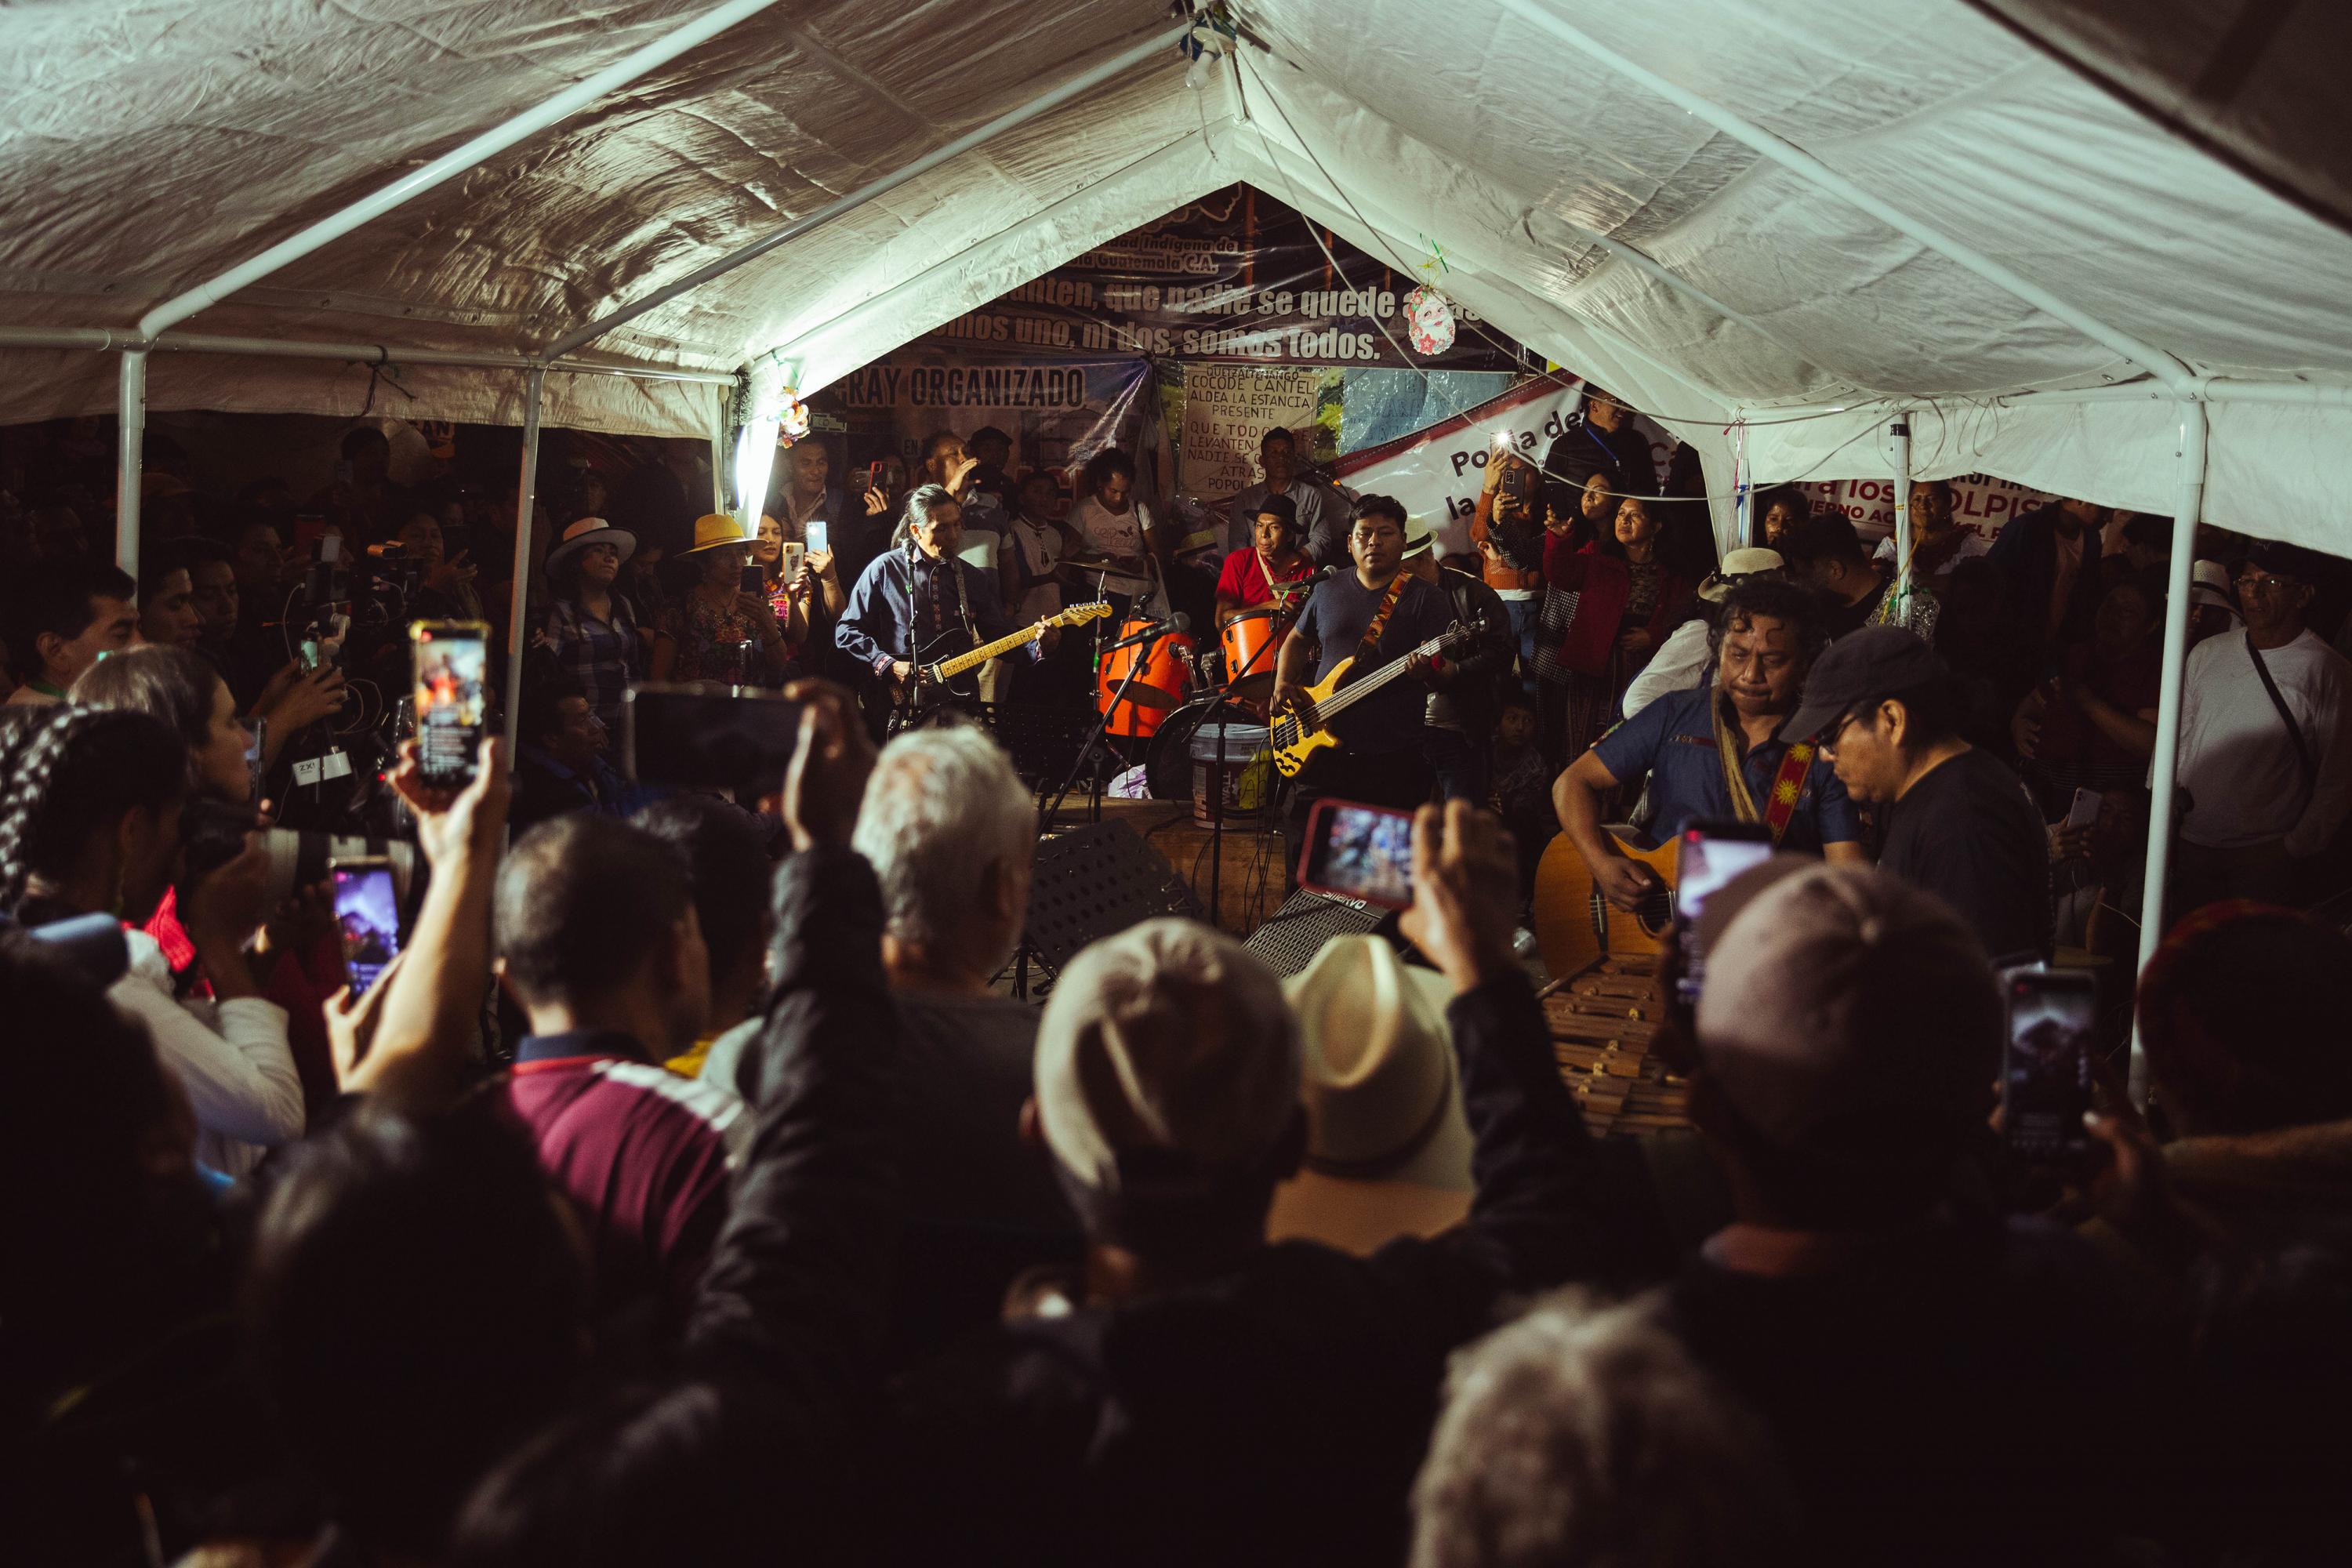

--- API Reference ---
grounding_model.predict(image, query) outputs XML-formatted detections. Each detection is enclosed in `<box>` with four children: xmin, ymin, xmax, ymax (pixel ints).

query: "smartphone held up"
<box><xmin>411</xmin><ymin>619</ymin><xmax>489</xmax><ymax>786</ymax></box>
<box><xmin>1298</xmin><ymin>799</ymin><xmax>1417</xmax><ymax>909</ymax></box>
<box><xmin>331</xmin><ymin>856</ymin><xmax>404</xmax><ymax>999</ymax></box>
<box><xmin>2000</xmin><ymin>966</ymin><xmax>2099</xmax><ymax>1167</ymax></box>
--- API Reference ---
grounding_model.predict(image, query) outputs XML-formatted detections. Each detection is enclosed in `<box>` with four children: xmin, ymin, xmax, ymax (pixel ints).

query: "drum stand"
<box><xmin>1039</xmin><ymin>641</ymin><xmax>1154</xmax><ymax>833</ymax></box>
<box><xmin>1202</xmin><ymin>608</ymin><xmax>1290</xmax><ymax>931</ymax></box>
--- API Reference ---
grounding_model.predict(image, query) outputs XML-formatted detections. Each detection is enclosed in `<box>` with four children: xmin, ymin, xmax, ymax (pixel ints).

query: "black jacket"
<box><xmin>1542</xmin><ymin>415</ymin><xmax>1655</xmax><ymax>515</ymax></box>
<box><xmin>883</xmin><ymin>972</ymin><xmax>1639</xmax><ymax>1568</ymax></box>
<box><xmin>1428</xmin><ymin>564</ymin><xmax>1515</xmax><ymax>735</ymax></box>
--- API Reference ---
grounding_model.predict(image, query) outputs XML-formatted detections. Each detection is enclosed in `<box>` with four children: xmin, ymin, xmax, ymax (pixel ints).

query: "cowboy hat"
<box><xmin>543</xmin><ymin>515</ymin><xmax>636</xmax><ymax>579</ymax></box>
<box><xmin>1697</xmin><ymin>546</ymin><xmax>1785</xmax><ymax>603</ymax></box>
<box><xmin>681</xmin><ymin>511</ymin><xmax>753</xmax><ymax>554</ymax></box>
<box><xmin>1265</xmin><ymin>936</ymin><xmax>1473</xmax><ymax>1256</ymax></box>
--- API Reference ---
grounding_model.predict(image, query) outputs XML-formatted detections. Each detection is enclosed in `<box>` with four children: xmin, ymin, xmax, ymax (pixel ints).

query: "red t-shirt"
<box><xmin>1215</xmin><ymin>547</ymin><xmax>1313</xmax><ymax>608</ymax></box>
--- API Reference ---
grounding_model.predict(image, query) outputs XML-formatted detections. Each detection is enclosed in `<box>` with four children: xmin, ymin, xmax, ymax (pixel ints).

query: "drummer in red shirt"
<box><xmin>1214</xmin><ymin>494</ymin><xmax>1316</xmax><ymax>626</ymax></box>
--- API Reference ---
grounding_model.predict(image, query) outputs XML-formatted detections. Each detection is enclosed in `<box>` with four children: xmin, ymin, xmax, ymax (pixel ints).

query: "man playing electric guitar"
<box><xmin>837</xmin><ymin>482</ymin><xmax>1057</xmax><ymax>724</ymax></box>
<box><xmin>1272</xmin><ymin>495</ymin><xmax>1458</xmax><ymax>875</ymax></box>
<box><xmin>1552</xmin><ymin>577</ymin><xmax>1865</xmax><ymax>911</ymax></box>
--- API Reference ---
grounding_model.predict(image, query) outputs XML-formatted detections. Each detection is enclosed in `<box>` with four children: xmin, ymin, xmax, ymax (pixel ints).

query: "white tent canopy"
<box><xmin>5</xmin><ymin>0</ymin><xmax>2350</xmax><ymax>540</ymax></box>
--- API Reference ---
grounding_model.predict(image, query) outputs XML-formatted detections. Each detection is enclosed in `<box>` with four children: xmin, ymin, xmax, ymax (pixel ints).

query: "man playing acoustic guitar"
<box><xmin>1552</xmin><ymin>578</ymin><xmax>1865</xmax><ymax>911</ymax></box>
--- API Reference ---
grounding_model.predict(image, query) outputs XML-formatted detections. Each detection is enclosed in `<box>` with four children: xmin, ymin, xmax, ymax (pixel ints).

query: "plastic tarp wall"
<box><xmin>5</xmin><ymin>1</ymin><xmax>2352</xmax><ymax>551</ymax></box>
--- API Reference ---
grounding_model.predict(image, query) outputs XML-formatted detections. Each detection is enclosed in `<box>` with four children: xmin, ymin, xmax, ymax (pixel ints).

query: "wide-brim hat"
<box><xmin>2189</xmin><ymin>558</ymin><xmax>2237</xmax><ymax>612</ymax></box>
<box><xmin>682</xmin><ymin>511</ymin><xmax>753</xmax><ymax>554</ymax></box>
<box><xmin>544</xmin><ymin>515</ymin><xmax>636</xmax><ymax>579</ymax></box>
<box><xmin>1267</xmin><ymin>936</ymin><xmax>1472</xmax><ymax>1254</ymax></box>
<box><xmin>1400</xmin><ymin>521</ymin><xmax>1439</xmax><ymax>559</ymax></box>
<box><xmin>1698</xmin><ymin>546</ymin><xmax>1785</xmax><ymax>603</ymax></box>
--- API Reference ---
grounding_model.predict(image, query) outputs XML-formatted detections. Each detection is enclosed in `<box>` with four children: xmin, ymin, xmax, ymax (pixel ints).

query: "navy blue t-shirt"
<box><xmin>1590</xmin><ymin>684</ymin><xmax>1859</xmax><ymax>852</ymax></box>
<box><xmin>1292</xmin><ymin>571</ymin><xmax>1457</xmax><ymax>753</ymax></box>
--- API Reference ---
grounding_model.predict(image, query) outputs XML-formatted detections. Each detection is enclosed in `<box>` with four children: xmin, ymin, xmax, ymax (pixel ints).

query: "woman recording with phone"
<box><xmin>0</xmin><ymin>700</ymin><xmax>303</xmax><ymax>1176</ymax></box>
<box><xmin>651</xmin><ymin>514</ymin><xmax>797</xmax><ymax>687</ymax></box>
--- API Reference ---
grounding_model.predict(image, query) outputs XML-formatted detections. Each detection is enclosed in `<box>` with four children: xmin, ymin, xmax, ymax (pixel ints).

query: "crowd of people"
<box><xmin>5</xmin><ymin>392</ymin><xmax>2352</xmax><ymax>1566</ymax></box>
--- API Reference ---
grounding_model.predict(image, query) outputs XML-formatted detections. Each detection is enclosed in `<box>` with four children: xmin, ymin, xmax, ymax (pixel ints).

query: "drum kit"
<box><xmin>1091</xmin><ymin>599</ymin><xmax>1294</xmax><ymax>804</ymax></box>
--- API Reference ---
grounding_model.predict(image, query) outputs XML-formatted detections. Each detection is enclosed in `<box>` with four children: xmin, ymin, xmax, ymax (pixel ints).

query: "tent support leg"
<box><xmin>1890</xmin><ymin>413</ymin><xmax>1912</xmax><ymax>579</ymax></box>
<box><xmin>503</xmin><ymin>369</ymin><xmax>546</xmax><ymax>754</ymax></box>
<box><xmin>2130</xmin><ymin>400</ymin><xmax>2208</xmax><ymax>1104</ymax></box>
<box><xmin>115</xmin><ymin>349</ymin><xmax>147</xmax><ymax>578</ymax></box>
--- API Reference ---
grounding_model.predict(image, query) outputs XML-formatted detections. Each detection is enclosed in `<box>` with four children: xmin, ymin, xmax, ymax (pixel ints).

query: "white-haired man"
<box><xmin>853</xmin><ymin>721</ymin><xmax>1077</xmax><ymax>1348</ymax></box>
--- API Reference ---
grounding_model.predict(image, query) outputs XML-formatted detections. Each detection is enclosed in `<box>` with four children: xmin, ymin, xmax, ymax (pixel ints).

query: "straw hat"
<box><xmin>1400</xmin><ymin>520</ymin><xmax>1438</xmax><ymax>559</ymax></box>
<box><xmin>543</xmin><ymin>515</ymin><xmax>635</xmax><ymax>580</ymax></box>
<box><xmin>681</xmin><ymin>511</ymin><xmax>753</xmax><ymax>554</ymax></box>
<box><xmin>1697</xmin><ymin>546</ymin><xmax>1785</xmax><ymax>602</ymax></box>
<box><xmin>1266</xmin><ymin>936</ymin><xmax>1473</xmax><ymax>1255</ymax></box>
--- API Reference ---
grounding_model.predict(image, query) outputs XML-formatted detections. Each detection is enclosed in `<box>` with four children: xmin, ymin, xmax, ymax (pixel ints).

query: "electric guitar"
<box><xmin>1267</xmin><ymin>619</ymin><xmax>1482</xmax><ymax>778</ymax></box>
<box><xmin>901</xmin><ymin>599</ymin><xmax>1112</xmax><ymax>701</ymax></box>
<box><xmin>1530</xmin><ymin>829</ymin><xmax>1681</xmax><ymax>981</ymax></box>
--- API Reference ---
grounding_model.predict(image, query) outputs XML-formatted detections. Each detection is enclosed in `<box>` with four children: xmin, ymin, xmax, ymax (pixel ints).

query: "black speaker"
<box><xmin>1242</xmin><ymin>887</ymin><xmax>1402</xmax><ymax>978</ymax></box>
<box><xmin>1023</xmin><ymin>819</ymin><xmax>1204</xmax><ymax>975</ymax></box>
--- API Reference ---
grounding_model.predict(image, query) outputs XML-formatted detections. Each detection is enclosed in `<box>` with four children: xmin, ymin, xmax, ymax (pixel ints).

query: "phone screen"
<box><xmin>1671</xmin><ymin>825</ymin><xmax>1776</xmax><ymax>1009</ymax></box>
<box><xmin>623</xmin><ymin>682</ymin><xmax>806</xmax><ymax>793</ymax></box>
<box><xmin>411</xmin><ymin>620</ymin><xmax>488</xmax><ymax>786</ymax></box>
<box><xmin>1298</xmin><ymin>800</ymin><xmax>1416</xmax><ymax>909</ymax></box>
<box><xmin>2002</xmin><ymin>969</ymin><xmax>2098</xmax><ymax>1163</ymax></box>
<box><xmin>332</xmin><ymin>862</ymin><xmax>402</xmax><ymax>999</ymax></box>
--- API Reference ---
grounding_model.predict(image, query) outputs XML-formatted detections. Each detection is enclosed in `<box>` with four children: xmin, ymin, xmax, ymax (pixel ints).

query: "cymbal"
<box><xmin>1062</xmin><ymin>554</ymin><xmax>1121</xmax><ymax>571</ymax></box>
<box><xmin>1112</xmin><ymin>684</ymin><xmax>1185</xmax><ymax>711</ymax></box>
<box><xmin>1225</xmin><ymin>670</ymin><xmax>1276</xmax><ymax>701</ymax></box>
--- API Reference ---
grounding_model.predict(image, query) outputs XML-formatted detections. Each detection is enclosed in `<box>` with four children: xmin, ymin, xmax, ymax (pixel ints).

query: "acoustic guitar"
<box><xmin>1268</xmin><ymin>621</ymin><xmax>1480</xmax><ymax>778</ymax></box>
<box><xmin>1530</xmin><ymin>829</ymin><xmax>1681</xmax><ymax>982</ymax></box>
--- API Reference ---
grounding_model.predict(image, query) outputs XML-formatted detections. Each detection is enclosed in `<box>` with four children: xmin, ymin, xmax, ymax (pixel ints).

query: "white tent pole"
<box><xmin>1890</xmin><ymin>412</ymin><xmax>1913</xmax><ymax>578</ymax></box>
<box><xmin>1733</xmin><ymin>419</ymin><xmax>1751</xmax><ymax>546</ymax></box>
<box><xmin>0</xmin><ymin>327</ymin><xmax>734</xmax><ymax>386</ymax></box>
<box><xmin>542</xmin><ymin>17</ymin><xmax>1194</xmax><ymax>362</ymax></box>
<box><xmin>1487</xmin><ymin>0</ymin><xmax>2194</xmax><ymax>394</ymax></box>
<box><xmin>2130</xmin><ymin>399</ymin><xmax>2208</xmax><ymax>1105</ymax></box>
<box><xmin>503</xmin><ymin>368</ymin><xmax>547</xmax><ymax>753</ymax></box>
<box><xmin>115</xmin><ymin>350</ymin><xmax>147</xmax><ymax>577</ymax></box>
<box><xmin>136</xmin><ymin>0</ymin><xmax>786</xmax><ymax>340</ymax></box>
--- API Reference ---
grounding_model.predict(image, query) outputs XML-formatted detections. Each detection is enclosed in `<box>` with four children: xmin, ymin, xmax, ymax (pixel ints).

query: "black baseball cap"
<box><xmin>1777</xmin><ymin>626</ymin><xmax>1945</xmax><ymax>743</ymax></box>
<box><xmin>2245</xmin><ymin>538</ymin><xmax>2326</xmax><ymax>584</ymax></box>
<box><xmin>1254</xmin><ymin>494</ymin><xmax>1299</xmax><ymax>529</ymax></box>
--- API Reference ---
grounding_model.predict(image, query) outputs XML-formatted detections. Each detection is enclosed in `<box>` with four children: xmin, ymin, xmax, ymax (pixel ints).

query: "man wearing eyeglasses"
<box><xmin>2172</xmin><ymin>539</ymin><xmax>2352</xmax><ymax>913</ymax></box>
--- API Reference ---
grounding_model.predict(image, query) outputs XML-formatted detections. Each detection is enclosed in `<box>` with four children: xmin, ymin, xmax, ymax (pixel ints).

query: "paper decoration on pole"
<box><xmin>1403</xmin><ymin>284</ymin><xmax>1457</xmax><ymax>356</ymax></box>
<box><xmin>778</xmin><ymin>387</ymin><xmax>811</xmax><ymax>441</ymax></box>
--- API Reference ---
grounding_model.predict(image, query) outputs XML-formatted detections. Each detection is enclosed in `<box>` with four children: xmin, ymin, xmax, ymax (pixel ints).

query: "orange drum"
<box><xmin>1218</xmin><ymin>605</ymin><xmax>1284</xmax><ymax>708</ymax></box>
<box><xmin>1098</xmin><ymin>619</ymin><xmax>1193</xmax><ymax>738</ymax></box>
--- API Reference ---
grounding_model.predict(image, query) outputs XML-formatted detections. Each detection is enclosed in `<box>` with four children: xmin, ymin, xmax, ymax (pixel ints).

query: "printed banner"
<box><xmin>917</xmin><ymin>185</ymin><xmax>1527</xmax><ymax>372</ymax></box>
<box><xmin>835</xmin><ymin>356</ymin><xmax>1156</xmax><ymax>477</ymax></box>
<box><xmin>1175</xmin><ymin>363</ymin><xmax>1341</xmax><ymax>499</ymax></box>
<box><xmin>1330</xmin><ymin>379</ymin><xmax>1675</xmax><ymax>556</ymax></box>
<box><xmin>1801</xmin><ymin>474</ymin><xmax>2058</xmax><ymax>541</ymax></box>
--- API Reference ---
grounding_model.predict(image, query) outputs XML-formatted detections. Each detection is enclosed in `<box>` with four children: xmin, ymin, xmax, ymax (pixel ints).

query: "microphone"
<box><xmin>1102</xmin><ymin>612</ymin><xmax>1189</xmax><ymax>652</ymax></box>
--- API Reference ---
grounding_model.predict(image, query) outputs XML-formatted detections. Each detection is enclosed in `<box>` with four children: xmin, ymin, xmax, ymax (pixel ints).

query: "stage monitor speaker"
<box><xmin>1243</xmin><ymin>887</ymin><xmax>1402</xmax><ymax>978</ymax></box>
<box><xmin>1024</xmin><ymin>819</ymin><xmax>1203</xmax><ymax>975</ymax></box>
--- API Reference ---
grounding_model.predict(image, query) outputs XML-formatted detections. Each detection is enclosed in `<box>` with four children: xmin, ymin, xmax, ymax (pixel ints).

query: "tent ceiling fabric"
<box><xmin>4</xmin><ymin>0</ymin><xmax>2350</xmax><ymax>544</ymax></box>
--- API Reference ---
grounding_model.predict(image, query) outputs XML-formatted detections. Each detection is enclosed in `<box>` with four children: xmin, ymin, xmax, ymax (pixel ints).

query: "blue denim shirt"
<box><xmin>836</xmin><ymin>546</ymin><xmax>1025</xmax><ymax>674</ymax></box>
<box><xmin>1590</xmin><ymin>684</ymin><xmax>1859</xmax><ymax>852</ymax></box>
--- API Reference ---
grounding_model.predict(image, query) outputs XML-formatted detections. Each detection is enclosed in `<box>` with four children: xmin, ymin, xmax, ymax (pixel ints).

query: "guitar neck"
<box><xmin>1316</xmin><ymin>632</ymin><xmax>1451</xmax><ymax>721</ymax></box>
<box><xmin>933</xmin><ymin>620</ymin><xmax>1044</xmax><ymax>678</ymax></box>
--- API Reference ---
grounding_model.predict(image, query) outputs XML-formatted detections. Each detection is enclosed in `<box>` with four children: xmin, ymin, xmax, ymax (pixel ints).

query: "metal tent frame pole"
<box><xmin>2131</xmin><ymin>402</ymin><xmax>2208</xmax><ymax>1101</ymax></box>
<box><xmin>1889</xmin><ymin>413</ymin><xmax>1912</xmax><ymax>578</ymax></box>
<box><xmin>543</xmin><ymin>17</ymin><xmax>1194</xmax><ymax>361</ymax></box>
<box><xmin>503</xmin><ymin>369</ymin><xmax>548</xmax><ymax>754</ymax></box>
<box><xmin>0</xmin><ymin>327</ymin><xmax>733</xmax><ymax>386</ymax></box>
<box><xmin>115</xmin><ymin>351</ymin><xmax>147</xmax><ymax>577</ymax></box>
<box><xmin>136</xmin><ymin>0</ymin><xmax>786</xmax><ymax>343</ymax></box>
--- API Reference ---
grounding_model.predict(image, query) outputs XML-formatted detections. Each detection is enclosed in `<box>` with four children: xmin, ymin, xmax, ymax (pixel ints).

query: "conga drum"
<box><xmin>1218</xmin><ymin>605</ymin><xmax>1284</xmax><ymax>711</ymax></box>
<box><xmin>1098</xmin><ymin>619</ymin><xmax>1193</xmax><ymax>739</ymax></box>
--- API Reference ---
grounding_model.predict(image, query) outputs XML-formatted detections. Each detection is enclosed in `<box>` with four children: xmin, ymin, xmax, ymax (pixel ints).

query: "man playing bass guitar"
<box><xmin>1272</xmin><ymin>495</ymin><xmax>1458</xmax><ymax>876</ymax></box>
<box><xmin>1551</xmin><ymin>577</ymin><xmax>1866</xmax><ymax>911</ymax></box>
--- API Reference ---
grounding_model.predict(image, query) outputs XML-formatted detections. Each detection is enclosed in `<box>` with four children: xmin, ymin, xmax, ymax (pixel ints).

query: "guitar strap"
<box><xmin>1354</xmin><ymin>571</ymin><xmax>1410</xmax><ymax>667</ymax></box>
<box><xmin>1710</xmin><ymin>692</ymin><xmax>1817</xmax><ymax>845</ymax></box>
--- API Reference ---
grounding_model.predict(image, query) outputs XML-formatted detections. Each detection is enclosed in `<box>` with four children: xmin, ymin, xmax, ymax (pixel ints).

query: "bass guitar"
<box><xmin>1267</xmin><ymin>619</ymin><xmax>1482</xmax><ymax>778</ymax></box>
<box><xmin>1530</xmin><ymin>829</ymin><xmax>1680</xmax><ymax>981</ymax></box>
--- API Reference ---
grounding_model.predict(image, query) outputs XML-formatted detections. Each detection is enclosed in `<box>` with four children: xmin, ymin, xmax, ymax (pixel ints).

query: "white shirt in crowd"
<box><xmin>1005</xmin><ymin>514</ymin><xmax>1065</xmax><ymax>624</ymax></box>
<box><xmin>1871</xmin><ymin>532</ymin><xmax>1991</xmax><ymax>571</ymax></box>
<box><xmin>111</xmin><ymin>927</ymin><xmax>302</xmax><ymax>1177</ymax></box>
<box><xmin>1070</xmin><ymin>495</ymin><xmax>1160</xmax><ymax>606</ymax></box>
<box><xmin>2176</xmin><ymin>626</ymin><xmax>2352</xmax><ymax>856</ymax></box>
<box><xmin>1621</xmin><ymin>619</ymin><xmax>1715</xmax><ymax>719</ymax></box>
